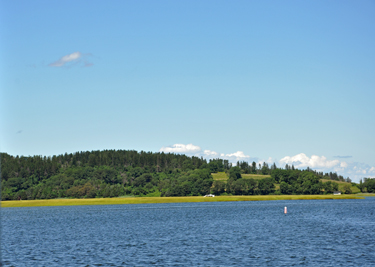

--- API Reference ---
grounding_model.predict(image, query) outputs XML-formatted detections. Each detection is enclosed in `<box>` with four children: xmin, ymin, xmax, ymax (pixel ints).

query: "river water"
<box><xmin>1</xmin><ymin>198</ymin><xmax>375</xmax><ymax>266</ymax></box>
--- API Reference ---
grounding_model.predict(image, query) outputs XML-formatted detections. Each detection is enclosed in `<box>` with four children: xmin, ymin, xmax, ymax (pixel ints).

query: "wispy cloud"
<box><xmin>333</xmin><ymin>155</ymin><xmax>352</xmax><ymax>159</ymax></box>
<box><xmin>48</xmin><ymin>52</ymin><xmax>93</xmax><ymax>68</ymax></box>
<box><xmin>160</xmin><ymin>144</ymin><xmax>201</xmax><ymax>154</ymax></box>
<box><xmin>83</xmin><ymin>62</ymin><xmax>94</xmax><ymax>67</ymax></box>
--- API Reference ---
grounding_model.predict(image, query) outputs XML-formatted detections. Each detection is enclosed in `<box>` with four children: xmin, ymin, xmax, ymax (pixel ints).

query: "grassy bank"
<box><xmin>1</xmin><ymin>194</ymin><xmax>364</xmax><ymax>208</ymax></box>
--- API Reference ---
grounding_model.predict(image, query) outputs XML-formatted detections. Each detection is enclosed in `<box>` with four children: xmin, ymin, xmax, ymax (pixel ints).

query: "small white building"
<box><xmin>333</xmin><ymin>191</ymin><xmax>341</xmax><ymax>195</ymax></box>
<box><xmin>204</xmin><ymin>194</ymin><xmax>215</xmax><ymax>197</ymax></box>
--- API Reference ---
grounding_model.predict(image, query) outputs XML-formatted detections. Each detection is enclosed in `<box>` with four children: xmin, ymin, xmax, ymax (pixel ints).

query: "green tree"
<box><xmin>271</xmin><ymin>169</ymin><xmax>288</xmax><ymax>183</ymax></box>
<box><xmin>229</xmin><ymin>167</ymin><xmax>242</xmax><ymax>181</ymax></box>
<box><xmin>343</xmin><ymin>184</ymin><xmax>352</xmax><ymax>194</ymax></box>
<box><xmin>251</xmin><ymin>161</ymin><xmax>257</xmax><ymax>174</ymax></box>
<box><xmin>323</xmin><ymin>181</ymin><xmax>333</xmax><ymax>194</ymax></box>
<box><xmin>245</xmin><ymin>179</ymin><xmax>257</xmax><ymax>195</ymax></box>
<box><xmin>280</xmin><ymin>182</ymin><xmax>292</xmax><ymax>194</ymax></box>
<box><xmin>133</xmin><ymin>173</ymin><xmax>153</xmax><ymax>187</ymax></box>
<box><xmin>232</xmin><ymin>179</ymin><xmax>247</xmax><ymax>195</ymax></box>
<box><xmin>258</xmin><ymin>178</ymin><xmax>275</xmax><ymax>195</ymax></box>
<box><xmin>211</xmin><ymin>181</ymin><xmax>226</xmax><ymax>195</ymax></box>
<box><xmin>261</xmin><ymin>162</ymin><xmax>270</xmax><ymax>175</ymax></box>
<box><xmin>332</xmin><ymin>182</ymin><xmax>339</xmax><ymax>192</ymax></box>
<box><xmin>364</xmin><ymin>179</ymin><xmax>375</xmax><ymax>193</ymax></box>
<box><xmin>95</xmin><ymin>166</ymin><xmax>119</xmax><ymax>184</ymax></box>
<box><xmin>358</xmin><ymin>179</ymin><xmax>364</xmax><ymax>192</ymax></box>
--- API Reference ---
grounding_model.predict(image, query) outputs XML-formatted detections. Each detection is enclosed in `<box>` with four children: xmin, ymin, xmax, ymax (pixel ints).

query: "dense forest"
<box><xmin>1</xmin><ymin>150</ymin><xmax>372</xmax><ymax>201</ymax></box>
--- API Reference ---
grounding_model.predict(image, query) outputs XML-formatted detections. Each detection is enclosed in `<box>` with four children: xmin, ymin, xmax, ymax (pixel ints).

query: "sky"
<box><xmin>0</xmin><ymin>0</ymin><xmax>374</xmax><ymax>182</ymax></box>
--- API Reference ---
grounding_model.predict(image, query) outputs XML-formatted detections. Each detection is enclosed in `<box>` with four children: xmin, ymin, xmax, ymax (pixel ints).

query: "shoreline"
<box><xmin>1</xmin><ymin>194</ymin><xmax>365</xmax><ymax>208</ymax></box>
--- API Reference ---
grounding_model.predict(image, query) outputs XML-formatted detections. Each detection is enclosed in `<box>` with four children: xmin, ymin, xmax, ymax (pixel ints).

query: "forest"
<box><xmin>1</xmin><ymin>150</ymin><xmax>372</xmax><ymax>201</ymax></box>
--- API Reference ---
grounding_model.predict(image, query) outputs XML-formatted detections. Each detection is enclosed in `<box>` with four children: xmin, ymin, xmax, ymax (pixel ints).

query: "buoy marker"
<box><xmin>284</xmin><ymin>206</ymin><xmax>287</xmax><ymax>214</ymax></box>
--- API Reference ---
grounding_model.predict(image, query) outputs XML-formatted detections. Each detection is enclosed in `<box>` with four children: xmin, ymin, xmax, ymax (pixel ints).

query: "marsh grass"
<box><xmin>356</xmin><ymin>193</ymin><xmax>375</xmax><ymax>197</ymax></box>
<box><xmin>1</xmin><ymin>195</ymin><xmax>363</xmax><ymax>208</ymax></box>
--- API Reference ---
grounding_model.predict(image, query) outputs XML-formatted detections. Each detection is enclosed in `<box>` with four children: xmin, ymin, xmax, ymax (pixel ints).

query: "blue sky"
<box><xmin>1</xmin><ymin>0</ymin><xmax>374</xmax><ymax>181</ymax></box>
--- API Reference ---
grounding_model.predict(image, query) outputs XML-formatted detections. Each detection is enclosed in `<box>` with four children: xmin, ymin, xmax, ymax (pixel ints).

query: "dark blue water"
<box><xmin>2</xmin><ymin>198</ymin><xmax>375</xmax><ymax>266</ymax></box>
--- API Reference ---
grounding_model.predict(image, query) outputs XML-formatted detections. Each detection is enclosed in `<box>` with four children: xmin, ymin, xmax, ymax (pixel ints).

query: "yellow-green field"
<box><xmin>242</xmin><ymin>174</ymin><xmax>271</xmax><ymax>179</ymax></box>
<box><xmin>1</xmin><ymin>194</ymin><xmax>364</xmax><ymax>208</ymax></box>
<box><xmin>211</xmin><ymin>172</ymin><xmax>229</xmax><ymax>180</ymax></box>
<box><xmin>211</xmin><ymin>172</ymin><xmax>271</xmax><ymax>181</ymax></box>
<box><xmin>321</xmin><ymin>179</ymin><xmax>360</xmax><ymax>193</ymax></box>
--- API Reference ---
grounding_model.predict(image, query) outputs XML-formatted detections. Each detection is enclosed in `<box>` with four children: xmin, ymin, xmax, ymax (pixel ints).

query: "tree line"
<box><xmin>358</xmin><ymin>178</ymin><xmax>375</xmax><ymax>193</ymax></box>
<box><xmin>0</xmin><ymin>150</ymin><xmax>357</xmax><ymax>200</ymax></box>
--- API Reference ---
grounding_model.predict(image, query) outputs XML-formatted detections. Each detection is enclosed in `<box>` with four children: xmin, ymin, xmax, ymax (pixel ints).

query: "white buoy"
<box><xmin>284</xmin><ymin>206</ymin><xmax>287</xmax><ymax>214</ymax></box>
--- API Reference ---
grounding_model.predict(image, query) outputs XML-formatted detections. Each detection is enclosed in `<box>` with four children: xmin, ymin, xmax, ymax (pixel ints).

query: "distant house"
<box><xmin>204</xmin><ymin>194</ymin><xmax>215</xmax><ymax>197</ymax></box>
<box><xmin>333</xmin><ymin>191</ymin><xmax>341</xmax><ymax>195</ymax></box>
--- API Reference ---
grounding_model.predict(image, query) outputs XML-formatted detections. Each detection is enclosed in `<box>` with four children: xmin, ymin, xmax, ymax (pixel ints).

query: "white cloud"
<box><xmin>223</xmin><ymin>151</ymin><xmax>251</xmax><ymax>163</ymax></box>
<box><xmin>340</xmin><ymin>162</ymin><xmax>348</xmax><ymax>168</ymax></box>
<box><xmin>204</xmin><ymin>150</ymin><xmax>219</xmax><ymax>157</ymax></box>
<box><xmin>49</xmin><ymin>51</ymin><xmax>93</xmax><ymax>67</ymax></box>
<box><xmin>225</xmin><ymin>151</ymin><xmax>248</xmax><ymax>159</ymax></box>
<box><xmin>159</xmin><ymin>143</ymin><xmax>201</xmax><ymax>154</ymax></box>
<box><xmin>369</xmin><ymin>167</ymin><xmax>375</xmax><ymax>173</ymax></box>
<box><xmin>280</xmin><ymin>153</ymin><xmax>339</xmax><ymax>169</ymax></box>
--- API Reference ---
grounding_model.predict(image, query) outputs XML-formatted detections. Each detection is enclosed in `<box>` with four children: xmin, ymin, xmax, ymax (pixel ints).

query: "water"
<box><xmin>2</xmin><ymin>198</ymin><xmax>375</xmax><ymax>266</ymax></box>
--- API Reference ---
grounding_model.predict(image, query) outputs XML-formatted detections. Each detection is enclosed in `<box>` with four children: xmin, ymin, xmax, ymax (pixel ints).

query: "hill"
<box><xmin>1</xmin><ymin>150</ymin><xmax>366</xmax><ymax>200</ymax></box>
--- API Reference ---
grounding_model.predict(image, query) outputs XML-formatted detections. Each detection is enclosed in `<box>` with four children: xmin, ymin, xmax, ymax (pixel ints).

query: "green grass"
<box><xmin>1</xmin><ymin>194</ymin><xmax>364</xmax><ymax>208</ymax></box>
<box><xmin>211</xmin><ymin>172</ymin><xmax>271</xmax><ymax>181</ymax></box>
<box><xmin>320</xmin><ymin>179</ymin><xmax>361</xmax><ymax>193</ymax></box>
<box><xmin>211</xmin><ymin>172</ymin><xmax>228</xmax><ymax>180</ymax></box>
<box><xmin>241</xmin><ymin>174</ymin><xmax>271</xmax><ymax>179</ymax></box>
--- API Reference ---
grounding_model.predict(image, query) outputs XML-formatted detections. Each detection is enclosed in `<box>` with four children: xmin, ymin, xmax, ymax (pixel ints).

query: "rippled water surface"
<box><xmin>2</xmin><ymin>198</ymin><xmax>375</xmax><ymax>266</ymax></box>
